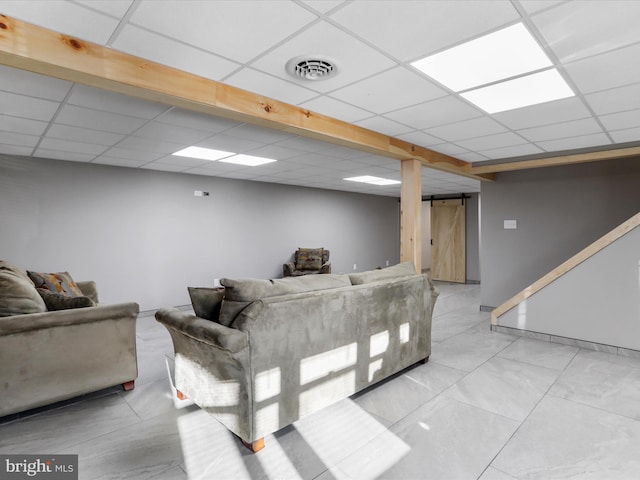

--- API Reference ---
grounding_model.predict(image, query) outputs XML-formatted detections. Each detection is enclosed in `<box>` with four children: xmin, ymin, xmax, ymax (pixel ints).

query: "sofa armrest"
<box><xmin>77</xmin><ymin>281</ymin><xmax>99</xmax><ymax>304</ymax></box>
<box><xmin>155</xmin><ymin>308</ymin><xmax>248</xmax><ymax>354</ymax></box>
<box><xmin>0</xmin><ymin>302</ymin><xmax>139</xmax><ymax>336</ymax></box>
<box><xmin>320</xmin><ymin>262</ymin><xmax>331</xmax><ymax>274</ymax></box>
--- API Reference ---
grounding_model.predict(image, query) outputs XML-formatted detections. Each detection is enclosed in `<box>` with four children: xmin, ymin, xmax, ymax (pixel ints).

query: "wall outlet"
<box><xmin>504</xmin><ymin>219</ymin><xmax>517</xmax><ymax>229</ymax></box>
<box><xmin>353</xmin><ymin>263</ymin><xmax>357</xmax><ymax>270</ymax></box>
<box><xmin>213</xmin><ymin>278</ymin><xmax>220</xmax><ymax>286</ymax></box>
<box><xmin>194</xmin><ymin>190</ymin><xmax>210</xmax><ymax>197</ymax></box>
<box><xmin>385</xmin><ymin>260</ymin><xmax>389</xmax><ymax>266</ymax></box>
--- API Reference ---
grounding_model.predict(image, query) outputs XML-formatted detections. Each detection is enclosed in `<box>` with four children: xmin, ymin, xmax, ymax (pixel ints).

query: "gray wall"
<box><xmin>498</xmin><ymin>224</ymin><xmax>640</xmax><ymax>351</ymax></box>
<box><xmin>0</xmin><ymin>155</ymin><xmax>400</xmax><ymax>311</ymax></box>
<box><xmin>481</xmin><ymin>157</ymin><xmax>640</xmax><ymax>308</ymax></box>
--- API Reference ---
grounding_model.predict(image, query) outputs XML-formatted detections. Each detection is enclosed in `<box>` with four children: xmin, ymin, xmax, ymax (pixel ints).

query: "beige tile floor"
<box><xmin>3</xmin><ymin>282</ymin><xmax>640</xmax><ymax>479</ymax></box>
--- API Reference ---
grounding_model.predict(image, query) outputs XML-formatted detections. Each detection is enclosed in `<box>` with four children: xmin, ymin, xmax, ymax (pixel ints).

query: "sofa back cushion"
<box><xmin>348</xmin><ymin>262</ymin><xmax>417</xmax><ymax>285</ymax></box>
<box><xmin>218</xmin><ymin>274</ymin><xmax>351</xmax><ymax>326</ymax></box>
<box><xmin>0</xmin><ymin>261</ymin><xmax>47</xmax><ymax>317</ymax></box>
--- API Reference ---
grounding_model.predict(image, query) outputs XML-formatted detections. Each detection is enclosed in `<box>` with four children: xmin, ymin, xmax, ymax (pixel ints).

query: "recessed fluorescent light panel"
<box><xmin>172</xmin><ymin>146</ymin><xmax>234</xmax><ymax>161</ymax></box>
<box><xmin>345</xmin><ymin>175</ymin><xmax>401</xmax><ymax>186</ymax></box>
<box><xmin>460</xmin><ymin>69</ymin><xmax>574</xmax><ymax>114</ymax></box>
<box><xmin>411</xmin><ymin>23</ymin><xmax>574</xmax><ymax>113</ymax></box>
<box><xmin>219</xmin><ymin>154</ymin><xmax>276</xmax><ymax>166</ymax></box>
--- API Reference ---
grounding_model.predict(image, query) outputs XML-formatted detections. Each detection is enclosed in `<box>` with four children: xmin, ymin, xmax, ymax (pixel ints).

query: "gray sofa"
<box><xmin>156</xmin><ymin>262</ymin><xmax>438</xmax><ymax>451</ymax></box>
<box><xmin>0</xmin><ymin>262</ymin><xmax>139</xmax><ymax>417</ymax></box>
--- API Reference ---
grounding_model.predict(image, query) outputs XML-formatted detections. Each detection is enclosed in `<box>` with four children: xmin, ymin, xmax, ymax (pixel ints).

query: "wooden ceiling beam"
<box><xmin>0</xmin><ymin>14</ymin><xmax>492</xmax><ymax>182</ymax></box>
<box><xmin>469</xmin><ymin>146</ymin><xmax>640</xmax><ymax>175</ymax></box>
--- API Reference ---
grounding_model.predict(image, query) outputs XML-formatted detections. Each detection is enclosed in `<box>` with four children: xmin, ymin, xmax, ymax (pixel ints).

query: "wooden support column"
<box><xmin>400</xmin><ymin>159</ymin><xmax>422</xmax><ymax>272</ymax></box>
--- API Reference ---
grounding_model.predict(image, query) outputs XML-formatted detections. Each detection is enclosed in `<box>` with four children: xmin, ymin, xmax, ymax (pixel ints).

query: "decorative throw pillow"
<box><xmin>0</xmin><ymin>261</ymin><xmax>47</xmax><ymax>317</ymax></box>
<box><xmin>296</xmin><ymin>248</ymin><xmax>324</xmax><ymax>271</ymax></box>
<box><xmin>27</xmin><ymin>270</ymin><xmax>84</xmax><ymax>297</ymax></box>
<box><xmin>188</xmin><ymin>287</ymin><xmax>225</xmax><ymax>321</ymax></box>
<box><xmin>37</xmin><ymin>289</ymin><xmax>95</xmax><ymax>311</ymax></box>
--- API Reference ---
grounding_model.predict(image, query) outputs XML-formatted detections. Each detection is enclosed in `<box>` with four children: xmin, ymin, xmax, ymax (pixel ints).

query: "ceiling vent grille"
<box><xmin>286</xmin><ymin>57</ymin><xmax>338</xmax><ymax>81</ymax></box>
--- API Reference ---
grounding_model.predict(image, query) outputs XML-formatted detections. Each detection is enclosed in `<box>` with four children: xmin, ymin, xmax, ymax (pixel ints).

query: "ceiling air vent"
<box><xmin>286</xmin><ymin>56</ymin><xmax>338</xmax><ymax>81</ymax></box>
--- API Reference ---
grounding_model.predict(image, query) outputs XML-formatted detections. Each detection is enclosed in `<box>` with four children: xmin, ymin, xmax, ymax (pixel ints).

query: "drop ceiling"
<box><xmin>1</xmin><ymin>0</ymin><xmax>639</xmax><ymax>197</ymax></box>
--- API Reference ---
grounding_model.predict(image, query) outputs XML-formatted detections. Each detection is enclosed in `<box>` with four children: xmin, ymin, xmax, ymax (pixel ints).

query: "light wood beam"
<box><xmin>400</xmin><ymin>159</ymin><xmax>422</xmax><ymax>271</ymax></box>
<box><xmin>469</xmin><ymin>146</ymin><xmax>640</xmax><ymax>175</ymax></box>
<box><xmin>0</xmin><ymin>14</ymin><xmax>492</xmax><ymax>182</ymax></box>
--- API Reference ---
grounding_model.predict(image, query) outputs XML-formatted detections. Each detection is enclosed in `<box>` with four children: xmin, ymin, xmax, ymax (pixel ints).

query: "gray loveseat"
<box><xmin>156</xmin><ymin>262</ymin><xmax>438</xmax><ymax>452</ymax></box>
<box><xmin>0</xmin><ymin>261</ymin><xmax>139</xmax><ymax>417</ymax></box>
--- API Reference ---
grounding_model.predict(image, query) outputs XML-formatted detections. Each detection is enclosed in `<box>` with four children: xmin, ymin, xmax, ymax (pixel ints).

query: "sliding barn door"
<box><xmin>431</xmin><ymin>199</ymin><xmax>466</xmax><ymax>283</ymax></box>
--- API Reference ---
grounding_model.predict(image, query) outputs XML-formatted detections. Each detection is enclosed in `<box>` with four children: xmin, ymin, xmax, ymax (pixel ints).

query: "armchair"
<box><xmin>283</xmin><ymin>248</ymin><xmax>331</xmax><ymax>277</ymax></box>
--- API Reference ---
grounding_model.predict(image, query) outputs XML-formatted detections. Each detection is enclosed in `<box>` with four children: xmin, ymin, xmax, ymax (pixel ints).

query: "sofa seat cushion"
<box><xmin>349</xmin><ymin>262</ymin><xmax>417</xmax><ymax>285</ymax></box>
<box><xmin>37</xmin><ymin>289</ymin><xmax>95</xmax><ymax>311</ymax></box>
<box><xmin>0</xmin><ymin>261</ymin><xmax>47</xmax><ymax>317</ymax></box>
<box><xmin>218</xmin><ymin>274</ymin><xmax>351</xmax><ymax>326</ymax></box>
<box><xmin>27</xmin><ymin>270</ymin><xmax>84</xmax><ymax>297</ymax></box>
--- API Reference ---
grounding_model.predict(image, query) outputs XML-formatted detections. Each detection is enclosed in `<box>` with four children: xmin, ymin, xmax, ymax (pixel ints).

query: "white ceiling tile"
<box><xmin>533</xmin><ymin>1</ymin><xmax>640</xmax><ymax>62</ymax></box>
<box><xmin>46</xmin><ymin>124</ymin><xmax>125</xmax><ymax>146</ymax></box>
<box><xmin>33</xmin><ymin>148</ymin><xmax>96</xmax><ymax>162</ymax></box>
<box><xmin>457</xmin><ymin>131</ymin><xmax>530</xmax><ymax>151</ymax></box>
<box><xmin>116</xmin><ymin>136</ymin><xmax>188</xmax><ymax>155</ymax></box>
<box><xmin>156</xmin><ymin>109</ymin><xmax>240</xmax><ymax>133</ymax></box>
<box><xmin>598</xmin><ymin>109</ymin><xmax>640</xmax><ymax>131</ymax></box>
<box><xmin>355</xmin><ymin>116</ymin><xmax>412</xmax><ymax>136</ymax></box>
<box><xmin>151</xmin><ymin>155</ymin><xmax>209</xmax><ymax>168</ymax></box>
<box><xmin>330</xmin><ymin>0</ymin><xmax>519</xmax><ymax>62</ymax></box>
<box><xmin>536</xmin><ymin>133</ymin><xmax>612</xmax><ymax>152</ymax></box>
<box><xmin>130</xmin><ymin>0</ymin><xmax>317</xmax><ymax>63</ymax></box>
<box><xmin>134</xmin><ymin>122</ymin><xmax>211</xmax><ymax>144</ymax></box>
<box><xmin>251</xmin><ymin>22</ymin><xmax>396</xmax><ymax>93</ymax></box>
<box><xmin>585</xmin><ymin>83</ymin><xmax>640</xmax><ymax>115</ymax></box>
<box><xmin>67</xmin><ymin>85</ymin><xmax>169</xmax><ymax>119</ymax></box>
<box><xmin>517</xmin><ymin>118</ymin><xmax>604</xmax><ymax>143</ymax></box>
<box><xmin>300</xmin><ymin>0</ymin><xmax>346</xmax><ymax>14</ymax></box>
<box><xmin>38</xmin><ymin>138</ymin><xmax>108</xmax><ymax>155</ymax></box>
<box><xmin>0</xmin><ymin>0</ymin><xmax>119</xmax><ymax>44</ymax></box>
<box><xmin>0</xmin><ymin>115</ymin><xmax>48</xmax><ymax>136</ymax></box>
<box><xmin>0</xmin><ymin>91</ymin><xmax>60</xmax><ymax>122</ymax></box>
<box><xmin>299</xmin><ymin>96</ymin><xmax>372</xmax><ymax>123</ymax></box>
<box><xmin>0</xmin><ymin>144</ymin><xmax>34</xmax><ymax>156</ymax></box>
<box><xmin>224</xmin><ymin>68</ymin><xmax>319</xmax><ymax>105</ymax></box>
<box><xmin>395</xmin><ymin>131</ymin><xmax>443</xmax><ymax>147</ymax></box>
<box><xmin>244</xmin><ymin>144</ymin><xmax>308</xmax><ymax>161</ymax></box>
<box><xmin>456</xmin><ymin>152</ymin><xmax>490</xmax><ymax>163</ymax></box>
<box><xmin>428</xmin><ymin>143</ymin><xmax>470</xmax><ymax>156</ymax></box>
<box><xmin>492</xmin><ymin>97</ymin><xmax>591</xmax><ymax>130</ymax></box>
<box><xmin>518</xmin><ymin>1</ymin><xmax>565</xmax><ymax>14</ymax></box>
<box><xmin>478</xmin><ymin>143</ymin><xmax>544</xmax><ymax>160</ymax></box>
<box><xmin>181</xmin><ymin>160</ymin><xmax>244</xmax><ymax>174</ymax></box>
<box><xmin>92</xmin><ymin>156</ymin><xmax>149</xmax><ymax>168</ymax></box>
<box><xmin>565</xmin><ymin>43</ymin><xmax>640</xmax><ymax>94</ymax></box>
<box><xmin>385</xmin><ymin>96</ymin><xmax>482</xmax><ymax>130</ymax></box>
<box><xmin>112</xmin><ymin>25</ymin><xmax>242</xmax><ymax>81</ymax></box>
<box><xmin>223</xmin><ymin>124</ymin><xmax>291</xmax><ymax>144</ymax></box>
<box><xmin>609</xmin><ymin>127</ymin><xmax>640</xmax><ymax>143</ymax></box>
<box><xmin>140</xmin><ymin>163</ymin><xmax>189</xmax><ymax>173</ymax></box>
<box><xmin>424</xmin><ymin>117</ymin><xmax>507</xmax><ymax>142</ymax></box>
<box><xmin>0</xmin><ymin>131</ymin><xmax>39</xmax><ymax>147</ymax></box>
<box><xmin>56</xmin><ymin>105</ymin><xmax>148</xmax><ymax>134</ymax></box>
<box><xmin>74</xmin><ymin>0</ymin><xmax>134</xmax><ymax>18</ymax></box>
<box><xmin>329</xmin><ymin>67</ymin><xmax>446</xmax><ymax>114</ymax></box>
<box><xmin>196</xmin><ymin>134</ymin><xmax>266</xmax><ymax>153</ymax></box>
<box><xmin>101</xmin><ymin>147</ymin><xmax>164</xmax><ymax>162</ymax></box>
<box><xmin>0</xmin><ymin>66</ymin><xmax>72</xmax><ymax>101</ymax></box>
